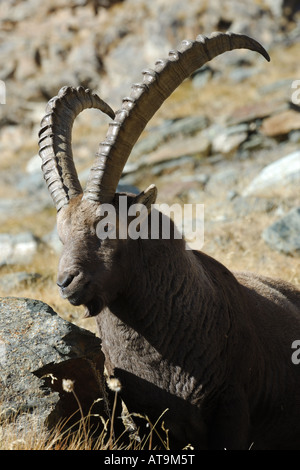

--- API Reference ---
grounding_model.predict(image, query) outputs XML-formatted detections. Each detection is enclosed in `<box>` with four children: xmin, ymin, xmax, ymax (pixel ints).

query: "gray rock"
<box><xmin>213</xmin><ymin>131</ymin><xmax>248</xmax><ymax>156</ymax></box>
<box><xmin>66</xmin><ymin>38</ymin><xmax>102</xmax><ymax>91</ymax></box>
<box><xmin>229</xmin><ymin>67</ymin><xmax>259</xmax><ymax>83</ymax></box>
<box><xmin>25</xmin><ymin>153</ymin><xmax>41</xmax><ymax>174</ymax></box>
<box><xmin>227</xmin><ymin>100</ymin><xmax>289</xmax><ymax>127</ymax></box>
<box><xmin>165</xmin><ymin>116</ymin><xmax>209</xmax><ymax>137</ymax></box>
<box><xmin>15</xmin><ymin>153</ymin><xmax>48</xmax><ymax>196</ymax></box>
<box><xmin>0</xmin><ymin>232</ymin><xmax>39</xmax><ymax>266</ymax></box>
<box><xmin>192</xmin><ymin>67</ymin><xmax>213</xmax><ymax>88</ymax></box>
<box><xmin>289</xmin><ymin>130</ymin><xmax>300</xmax><ymax>143</ymax></box>
<box><xmin>231</xmin><ymin>196</ymin><xmax>275</xmax><ymax>217</ymax></box>
<box><xmin>0</xmin><ymin>272</ymin><xmax>41</xmax><ymax>294</ymax></box>
<box><xmin>241</xmin><ymin>134</ymin><xmax>271</xmax><ymax>151</ymax></box>
<box><xmin>263</xmin><ymin>0</ymin><xmax>300</xmax><ymax>18</ymax></box>
<box><xmin>212</xmin><ymin>124</ymin><xmax>249</xmax><ymax>156</ymax></box>
<box><xmin>260</xmin><ymin>110</ymin><xmax>300</xmax><ymax>137</ymax></box>
<box><xmin>0</xmin><ymin>197</ymin><xmax>52</xmax><ymax>223</ymax></box>
<box><xmin>206</xmin><ymin>167</ymin><xmax>240</xmax><ymax>193</ymax></box>
<box><xmin>117</xmin><ymin>183</ymin><xmax>140</xmax><ymax>195</ymax></box>
<box><xmin>258</xmin><ymin>78</ymin><xmax>294</xmax><ymax>96</ymax></box>
<box><xmin>262</xmin><ymin>207</ymin><xmax>300</xmax><ymax>255</ymax></box>
<box><xmin>16</xmin><ymin>171</ymin><xmax>46</xmax><ymax>195</ymax></box>
<box><xmin>150</xmin><ymin>156</ymin><xmax>196</xmax><ymax>176</ymax></box>
<box><xmin>243</xmin><ymin>151</ymin><xmax>300</xmax><ymax>197</ymax></box>
<box><xmin>140</xmin><ymin>133</ymin><xmax>211</xmax><ymax>169</ymax></box>
<box><xmin>42</xmin><ymin>226</ymin><xmax>62</xmax><ymax>255</ymax></box>
<box><xmin>0</xmin><ymin>297</ymin><xmax>107</xmax><ymax>434</ymax></box>
<box><xmin>131</xmin><ymin>116</ymin><xmax>209</xmax><ymax>160</ymax></box>
<box><xmin>263</xmin><ymin>0</ymin><xmax>284</xmax><ymax>16</ymax></box>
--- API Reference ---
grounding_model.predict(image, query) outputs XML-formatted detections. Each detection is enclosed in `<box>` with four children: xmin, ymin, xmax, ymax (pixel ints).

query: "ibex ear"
<box><xmin>131</xmin><ymin>184</ymin><xmax>157</xmax><ymax>213</ymax></box>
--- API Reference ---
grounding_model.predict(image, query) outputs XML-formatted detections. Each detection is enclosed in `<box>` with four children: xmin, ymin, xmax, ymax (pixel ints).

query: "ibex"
<box><xmin>39</xmin><ymin>32</ymin><xmax>300</xmax><ymax>449</ymax></box>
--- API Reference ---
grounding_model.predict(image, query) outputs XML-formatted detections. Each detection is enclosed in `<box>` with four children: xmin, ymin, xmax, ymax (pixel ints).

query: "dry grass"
<box><xmin>0</xmin><ymin>392</ymin><xmax>172</xmax><ymax>451</ymax></box>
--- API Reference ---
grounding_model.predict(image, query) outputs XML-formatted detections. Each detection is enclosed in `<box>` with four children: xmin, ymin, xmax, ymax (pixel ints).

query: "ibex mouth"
<box><xmin>84</xmin><ymin>297</ymin><xmax>104</xmax><ymax>318</ymax></box>
<box><xmin>59</xmin><ymin>277</ymin><xmax>91</xmax><ymax>304</ymax></box>
<box><xmin>61</xmin><ymin>287</ymin><xmax>87</xmax><ymax>305</ymax></box>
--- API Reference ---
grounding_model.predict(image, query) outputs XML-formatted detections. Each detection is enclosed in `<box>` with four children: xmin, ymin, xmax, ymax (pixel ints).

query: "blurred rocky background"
<box><xmin>0</xmin><ymin>0</ymin><xmax>299</xmax><ymax>324</ymax></box>
<box><xmin>0</xmin><ymin>0</ymin><xmax>300</xmax><ymax>447</ymax></box>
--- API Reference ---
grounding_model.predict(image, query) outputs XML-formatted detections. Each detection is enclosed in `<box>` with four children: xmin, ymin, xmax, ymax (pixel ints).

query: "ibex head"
<box><xmin>39</xmin><ymin>32</ymin><xmax>269</xmax><ymax>318</ymax></box>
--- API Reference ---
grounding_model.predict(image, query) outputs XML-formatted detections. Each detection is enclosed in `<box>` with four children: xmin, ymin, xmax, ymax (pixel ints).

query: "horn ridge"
<box><xmin>83</xmin><ymin>31</ymin><xmax>270</xmax><ymax>204</ymax></box>
<box><xmin>39</xmin><ymin>86</ymin><xmax>115</xmax><ymax>211</ymax></box>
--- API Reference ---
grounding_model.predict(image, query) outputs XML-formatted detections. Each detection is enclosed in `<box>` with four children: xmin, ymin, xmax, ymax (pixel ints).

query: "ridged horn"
<box><xmin>38</xmin><ymin>86</ymin><xmax>115</xmax><ymax>211</ymax></box>
<box><xmin>83</xmin><ymin>32</ymin><xmax>270</xmax><ymax>204</ymax></box>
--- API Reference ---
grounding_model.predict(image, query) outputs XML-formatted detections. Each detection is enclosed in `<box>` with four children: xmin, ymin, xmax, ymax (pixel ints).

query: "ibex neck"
<box><xmin>115</xmin><ymin>238</ymin><xmax>216</xmax><ymax>356</ymax></box>
<box><xmin>102</xmin><ymin>238</ymin><xmax>242</xmax><ymax>400</ymax></box>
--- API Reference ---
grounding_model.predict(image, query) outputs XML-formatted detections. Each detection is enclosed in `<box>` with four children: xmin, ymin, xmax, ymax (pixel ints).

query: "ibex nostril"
<box><xmin>57</xmin><ymin>273</ymin><xmax>75</xmax><ymax>289</ymax></box>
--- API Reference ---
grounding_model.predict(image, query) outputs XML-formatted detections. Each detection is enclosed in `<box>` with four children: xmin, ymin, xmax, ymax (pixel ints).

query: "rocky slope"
<box><xmin>0</xmin><ymin>0</ymin><xmax>299</xmax><ymax>321</ymax></box>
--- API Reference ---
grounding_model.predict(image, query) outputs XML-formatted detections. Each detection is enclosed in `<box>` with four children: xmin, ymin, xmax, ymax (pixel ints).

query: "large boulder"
<box><xmin>0</xmin><ymin>297</ymin><xmax>108</xmax><ymax>435</ymax></box>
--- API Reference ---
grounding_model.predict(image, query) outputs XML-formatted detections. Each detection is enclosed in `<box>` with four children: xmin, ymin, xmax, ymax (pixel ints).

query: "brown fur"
<box><xmin>56</xmin><ymin>194</ymin><xmax>300</xmax><ymax>449</ymax></box>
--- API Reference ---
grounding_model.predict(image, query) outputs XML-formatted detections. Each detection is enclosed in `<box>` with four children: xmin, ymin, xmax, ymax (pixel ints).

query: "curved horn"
<box><xmin>83</xmin><ymin>31</ymin><xmax>270</xmax><ymax>204</ymax></box>
<box><xmin>38</xmin><ymin>86</ymin><xmax>115</xmax><ymax>211</ymax></box>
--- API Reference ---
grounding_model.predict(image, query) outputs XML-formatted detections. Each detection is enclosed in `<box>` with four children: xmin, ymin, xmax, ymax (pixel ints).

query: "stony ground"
<box><xmin>0</xmin><ymin>0</ymin><xmax>299</xmax><ymax>333</ymax></box>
